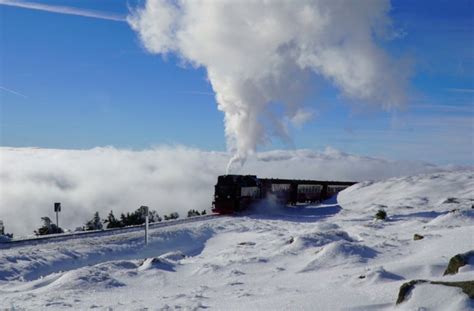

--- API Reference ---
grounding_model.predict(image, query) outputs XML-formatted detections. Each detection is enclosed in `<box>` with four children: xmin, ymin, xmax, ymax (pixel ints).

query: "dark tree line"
<box><xmin>104</xmin><ymin>206</ymin><xmax>164</xmax><ymax>229</ymax></box>
<box><xmin>187</xmin><ymin>209</ymin><xmax>207</xmax><ymax>218</ymax></box>
<box><xmin>34</xmin><ymin>207</ymin><xmax>209</xmax><ymax>235</ymax></box>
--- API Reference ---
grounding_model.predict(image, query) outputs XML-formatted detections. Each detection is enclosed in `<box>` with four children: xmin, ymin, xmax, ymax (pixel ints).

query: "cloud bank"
<box><xmin>0</xmin><ymin>146</ymin><xmax>452</xmax><ymax>236</ymax></box>
<box><xmin>128</xmin><ymin>0</ymin><xmax>410</xmax><ymax>171</ymax></box>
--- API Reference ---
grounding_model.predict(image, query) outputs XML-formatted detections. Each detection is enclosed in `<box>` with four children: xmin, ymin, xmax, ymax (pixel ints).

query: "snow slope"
<box><xmin>0</xmin><ymin>170</ymin><xmax>473</xmax><ymax>310</ymax></box>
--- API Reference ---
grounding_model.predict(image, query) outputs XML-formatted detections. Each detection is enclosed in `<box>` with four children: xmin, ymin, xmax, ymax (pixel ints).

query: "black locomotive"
<box><xmin>212</xmin><ymin>175</ymin><xmax>357</xmax><ymax>214</ymax></box>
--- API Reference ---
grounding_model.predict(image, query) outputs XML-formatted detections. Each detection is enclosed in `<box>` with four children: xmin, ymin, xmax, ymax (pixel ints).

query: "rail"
<box><xmin>0</xmin><ymin>214</ymin><xmax>220</xmax><ymax>248</ymax></box>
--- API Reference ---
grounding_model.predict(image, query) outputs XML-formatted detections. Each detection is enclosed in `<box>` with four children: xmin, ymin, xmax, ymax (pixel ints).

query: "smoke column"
<box><xmin>128</xmin><ymin>0</ymin><xmax>409</xmax><ymax>173</ymax></box>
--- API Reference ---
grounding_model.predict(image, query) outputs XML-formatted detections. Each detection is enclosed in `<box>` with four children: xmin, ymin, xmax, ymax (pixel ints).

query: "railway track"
<box><xmin>0</xmin><ymin>214</ymin><xmax>220</xmax><ymax>248</ymax></box>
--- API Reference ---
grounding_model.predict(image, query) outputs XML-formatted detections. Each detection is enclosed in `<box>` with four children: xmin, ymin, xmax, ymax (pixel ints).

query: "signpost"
<box><xmin>0</xmin><ymin>220</ymin><xmax>4</xmax><ymax>235</ymax></box>
<box><xmin>54</xmin><ymin>202</ymin><xmax>61</xmax><ymax>229</ymax></box>
<box><xmin>141</xmin><ymin>206</ymin><xmax>149</xmax><ymax>245</ymax></box>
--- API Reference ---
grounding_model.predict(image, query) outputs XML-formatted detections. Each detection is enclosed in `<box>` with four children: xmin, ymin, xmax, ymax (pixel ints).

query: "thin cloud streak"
<box><xmin>0</xmin><ymin>86</ymin><xmax>28</xmax><ymax>98</ymax></box>
<box><xmin>180</xmin><ymin>91</ymin><xmax>215</xmax><ymax>96</ymax></box>
<box><xmin>0</xmin><ymin>0</ymin><xmax>126</xmax><ymax>22</ymax></box>
<box><xmin>445</xmin><ymin>88</ymin><xmax>474</xmax><ymax>93</ymax></box>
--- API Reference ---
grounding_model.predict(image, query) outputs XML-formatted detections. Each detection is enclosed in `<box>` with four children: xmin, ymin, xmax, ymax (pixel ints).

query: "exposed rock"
<box><xmin>396</xmin><ymin>279</ymin><xmax>474</xmax><ymax>304</ymax></box>
<box><xmin>444</xmin><ymin>250</ymin><xmax>474</xmax><ymax>275</ymax></box>
<box><xmin>238</xmin><ymin>241</ymin><xmax>256</xmax><ymax>246</ymax></box>
<box><xmin>396</xmin><ymin>280</ymin><xmax>427</xmax><ymax>304</ymax></box>
<box><xmin>443</xmin><ymin>197</ymin><xmax>460</xmax><ymax>204</ymax></box>
<box><xmin>413</xmin><ymin>234</ymin><xmax>424</xmax><ymax>241</ymax></box>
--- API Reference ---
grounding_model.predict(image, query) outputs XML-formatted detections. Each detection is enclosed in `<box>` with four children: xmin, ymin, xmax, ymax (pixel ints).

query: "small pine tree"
<box><xmin>187</xmin><ymin>209</ymin><xmax>200</xmax><ymax>218</ymax></box>
<box><xmin>170</xmin><ymin>212</ymin><xmax>179</xmax><ymax>220</ymax></box>
<box><xmin>149</xmin><ymin>210</ymin><xmax>162</xmax><ymax>223</ymax></box>
<box><xmin>201</xmin><ymin>210</ymin><xmax>207</xmax><ymax>215</ymax></box>
<box><xmin>85</xmin><ymin>212</ymin><xmax>103</xmax><ymax>231</ymax></box>
<box><xmin>104</xmin><ymin>210</ymin><xmax>123</xmax><ymax>229</ymax></box>
<box><xmin>35</xmin><ymin>217</ymin><xmax>63</xmax><ymax>235</ymax></box>
<box><xmin>164</xmin><ymin>212</ymin><xmax>179</xmax><ymax>221</ymax></box>
<box><xmin>120</xmin><ymin>213</ymin><xmax>129</xmax><ymax>226</ymax></box>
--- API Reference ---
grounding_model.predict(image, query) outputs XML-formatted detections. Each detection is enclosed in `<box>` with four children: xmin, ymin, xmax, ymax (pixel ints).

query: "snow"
<box><xmin>0</xmin><ymin>170</ymin><xmax>473</xmax><ymax>310</ymax></box>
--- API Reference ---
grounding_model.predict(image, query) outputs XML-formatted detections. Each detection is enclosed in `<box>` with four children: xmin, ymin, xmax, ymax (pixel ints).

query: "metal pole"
<box><xmin>56</xmin><ymin>211</ymin><xmax>59</xmax><ymax>230</ymax></box>
<box><xmin>145</xmin><ymin>214</ymin><xmax>149</xmax><ymax>245</ymax></box>
<box><xmin>142</xmin><ymin>205</ymin><xmax>149</xmax><ymax>245</ymax></box>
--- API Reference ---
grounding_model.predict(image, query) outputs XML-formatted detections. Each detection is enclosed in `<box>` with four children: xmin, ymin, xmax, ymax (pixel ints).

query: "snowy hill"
<box><xmin>1</xmin><ymin>170</ymin><xmax>473</xmax><ymax>310</ymax></box>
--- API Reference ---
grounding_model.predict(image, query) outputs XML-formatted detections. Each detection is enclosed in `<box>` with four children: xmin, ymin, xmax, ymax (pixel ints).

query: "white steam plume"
<box><xmin>128</xmin><ymin>0</ymin><xmax>409</xmax><ymax>172</ymax></box>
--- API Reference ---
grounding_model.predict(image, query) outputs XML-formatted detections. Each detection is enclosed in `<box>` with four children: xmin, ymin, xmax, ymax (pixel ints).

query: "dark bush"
<box><xmin>118</xmin><ymin>206</ymin><xmax>162</xmax><ymax>227</ymax></box>
<box><xmin>85</xmin><ymin>212</ymin><xmax>103</xmax><ymax>231</ymax></box>
<box><xmin>375</xmin><ymin>209</ymin><xmax>387</xmax><ymax>220</ymax></box>
<box><xmin>164</xmin><ymin>212</ymin><xmax>179</xmax><ymax>221</ymax></box>
<box><xmin>187</xmin><ymin>209</ymin><xmax>201</xmax><ymax>217</ymax></box>
<box><xmin>34</xmin><ymin>217</ymin><xmax>64</xmax><ymax>236</ymax></box>
<box><xmin>413</xmin><ymin>234</ymin><xmax>424</xmax><ymax>240</ymax></box>
<box><xmin>104</xmin><ymin>210</ymin><xmax>123</xmax><ymax>229</ymax></box>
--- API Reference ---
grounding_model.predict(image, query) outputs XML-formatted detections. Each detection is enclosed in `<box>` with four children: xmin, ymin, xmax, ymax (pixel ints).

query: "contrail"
<box><xmin>445</xmin><ymin>88</ymin><xmax>474</xmax><ymax>94</ymax></box>
<box><xmin>0</xmin><ymin>0</ymin><xmax>126</xmax><ymax>22</ymax></box>
<box><xmin>181</xmin><ymin>91</ymin><xmax>215</xmax><ymax>96</ymax></box>
<box><xmin>0</xmin><ymin>86</ymin><xmax>28</xmax><ymax>98</ymax></box>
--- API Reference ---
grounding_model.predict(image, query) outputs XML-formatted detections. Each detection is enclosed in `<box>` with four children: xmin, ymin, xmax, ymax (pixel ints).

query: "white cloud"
<box><xmin>290</xmin><ymin>109</ymin><xmax>315</xmax><ymax>128</ymax></box>
<box><xmin>0</xmin><ymin>146</ymin><xmax>451</xmax><ymax>236</ymax></box>
<box><xmin>128</xmin><ymin>0</ymin><xmax>410</xmax><ymax>170</ymax></box>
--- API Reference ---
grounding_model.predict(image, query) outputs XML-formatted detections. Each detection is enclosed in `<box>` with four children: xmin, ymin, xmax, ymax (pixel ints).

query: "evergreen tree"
<box><xmin>104</xmin><ymin>210</ymin><xmax>123</xmax><ymax>229</ymax></box>
<box><xmin>187</xmin><ymin>209</ymin><xmax>200</xmax><ymax>217</ymax></box>
<box><xmin>165</xmin><ymin>212</ymin><xmax>179</xmax><ymax>220</ymax></box>
<box><xmin>85</xmin><ymin>212</ymin><xmax>103</xmax><ymax>231</ymax></box>
<box><xmin>149</xmin><ymin>210</ymin><xmax>162</xmax><ymax>223</ymax></box>
<box><xmin>201</xmin><ymin>209</ymin><xmax>207</xmax><ymax>215</ymax></box>
<box><xmin>120</xmin><ymin>213</ymin><xmax>129</xmax><ymax>226</ymax></box>
<box><xmin>34</xmin><ymin>217</ymin><xmax>63</xmax><ymax>235</ymax></box>
<box><xmin>111</xmin><ymin>207</ymin><xmax>162</xmax><ymax>227</ymax></box>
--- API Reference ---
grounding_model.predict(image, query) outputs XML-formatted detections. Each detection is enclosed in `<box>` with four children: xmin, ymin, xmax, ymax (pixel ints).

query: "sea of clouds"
<box><xmin>0</xmin><ymin>146</ymin><xmax>457</xmax><ymax>236</ymax></box>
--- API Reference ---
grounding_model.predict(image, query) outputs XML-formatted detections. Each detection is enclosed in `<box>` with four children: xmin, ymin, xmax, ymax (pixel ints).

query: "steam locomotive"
<box><xmin>212</xmin><ymin>175</ymin><xmax>357</xmax><ymax>214</ymax></box>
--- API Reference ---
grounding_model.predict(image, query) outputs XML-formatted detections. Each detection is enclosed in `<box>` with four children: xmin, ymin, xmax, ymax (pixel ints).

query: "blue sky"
<box><xmin>0</xmin><ymin>0</ymin><xmax>473</xmax><ymax>165</ymax></box>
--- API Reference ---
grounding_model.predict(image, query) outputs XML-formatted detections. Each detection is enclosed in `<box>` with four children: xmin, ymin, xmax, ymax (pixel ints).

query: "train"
<box><xmin>212</xmin><ymin>175</ymin><xmax>357</xmax><ymax>214</ymax></box>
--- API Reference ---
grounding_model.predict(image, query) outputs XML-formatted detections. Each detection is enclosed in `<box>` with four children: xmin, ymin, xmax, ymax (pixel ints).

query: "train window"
<box><xmin>297</xmin><ymin>184</ymin><xmax>322</xmax><ymax>193</ymax></box>
<box><xmin>241</xmin><ymin>186</ymin><xmax>260</xmax><ymax>198</ymax></box>
<box><xmin>271</xmin><ymin>184</ymin><xmax>290</xmax><ymax>192</ymax></box>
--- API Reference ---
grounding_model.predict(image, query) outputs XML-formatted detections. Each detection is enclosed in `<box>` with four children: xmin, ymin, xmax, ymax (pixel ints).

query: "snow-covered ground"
<box><xmin>1</xmin><ymin>170</ymin><xmax>473</xmax><ymax>310</ymax></box>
